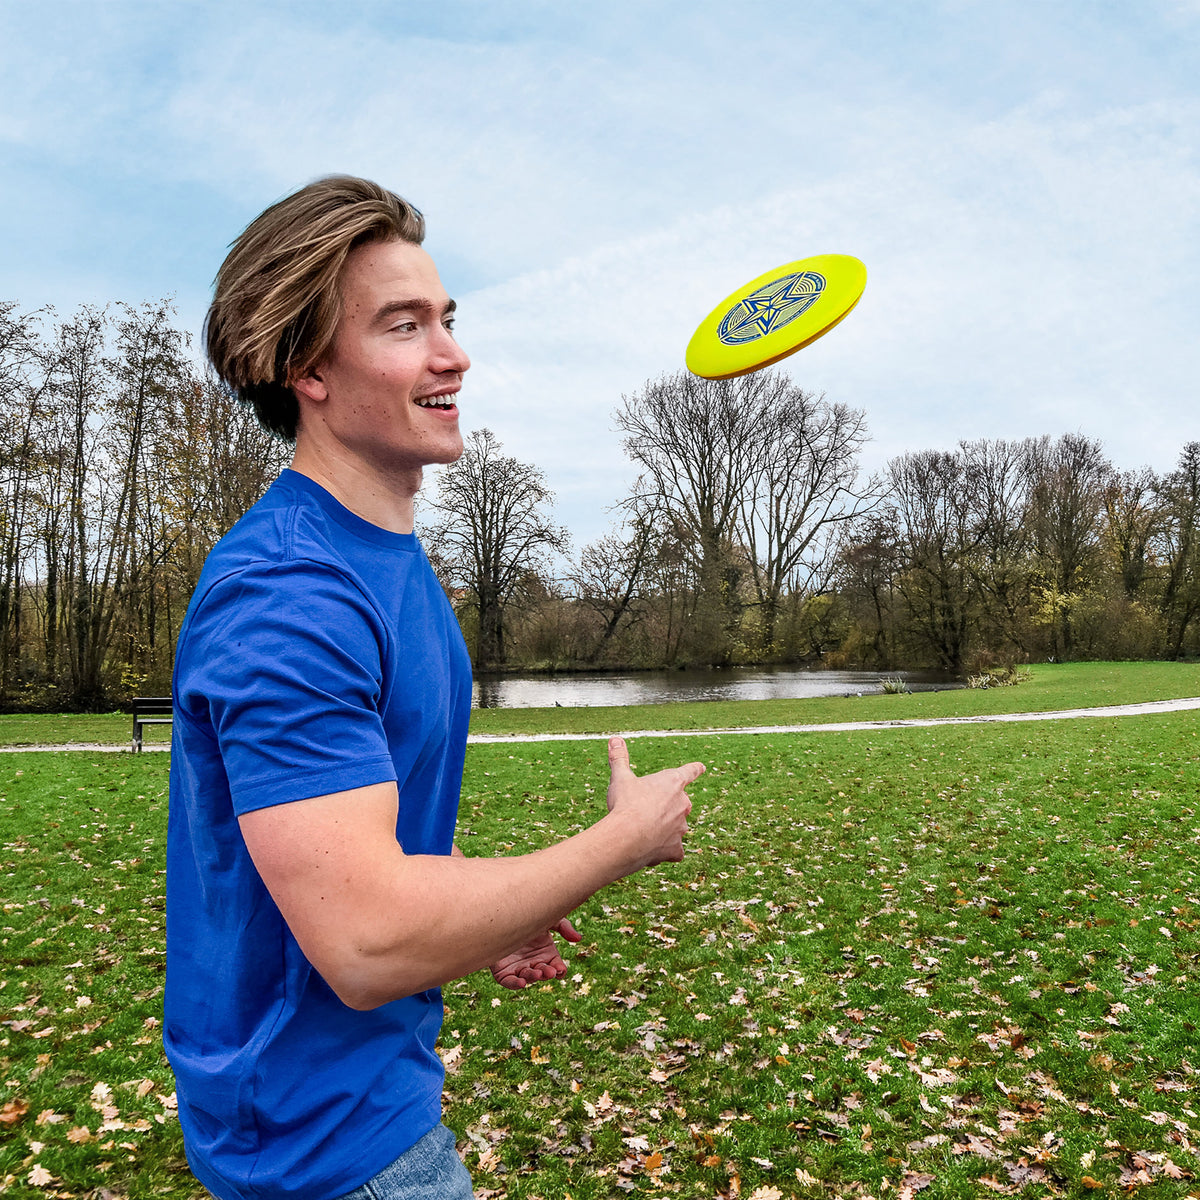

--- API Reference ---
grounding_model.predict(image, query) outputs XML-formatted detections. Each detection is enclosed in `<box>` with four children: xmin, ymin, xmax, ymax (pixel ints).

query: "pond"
<box><xmin>472</xmin><ymin>666</ymin><xmax>962</xmax><ymax>709</ymax></box>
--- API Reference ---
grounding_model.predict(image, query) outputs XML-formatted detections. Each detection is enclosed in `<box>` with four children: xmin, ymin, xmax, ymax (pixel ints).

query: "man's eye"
<box><xmin>392</xmin><ymin>321</ymin><xmax>418</xmax><ymax>333</ymax></box>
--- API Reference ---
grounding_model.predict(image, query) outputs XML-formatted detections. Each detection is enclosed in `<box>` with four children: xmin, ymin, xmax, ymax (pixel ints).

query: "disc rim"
<box><xmin>685</xmin><ymin>253</ymin><xmax>866</xmax><ymax>380</ymax></box>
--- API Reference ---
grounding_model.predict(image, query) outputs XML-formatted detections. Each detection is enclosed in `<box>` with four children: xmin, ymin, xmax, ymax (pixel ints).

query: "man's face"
<box><xmin>297</xmin><ymin>238</ymin><xmax>470</xmax><ymax>476</ymax></box>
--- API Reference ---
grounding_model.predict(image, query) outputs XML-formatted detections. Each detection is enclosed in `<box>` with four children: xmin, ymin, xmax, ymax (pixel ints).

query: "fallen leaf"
<box><xmin>1080</xmin><ymin>1177</ymin><xmax>1104</xmax><ymax>1189</ymax></box>
<box><xmin>1</xmin><ymin>1098</ymin><xmax>30</xmax><ymax>1126</ymax></box>
<box><xmin>28</xmin><ymin>1164</ymin><xmax>55</xmax><ymax>1187</ymax></box>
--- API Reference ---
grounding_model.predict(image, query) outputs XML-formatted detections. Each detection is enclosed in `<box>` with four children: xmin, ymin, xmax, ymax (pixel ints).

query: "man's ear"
<box><xmin>291</xmin><ymin>366</ymin><xmax>328</xmax><ymax>404</ymax></box>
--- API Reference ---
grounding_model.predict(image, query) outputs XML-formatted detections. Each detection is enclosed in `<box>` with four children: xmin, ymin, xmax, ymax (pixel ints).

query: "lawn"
<box><xmin>1</xmin><ymin>661</ymin><xmax>1198</xmax><ymax>747</ymax></box>
<box><xmin>2</xmin><ymin>676</ymin><xmax>1199</xmax><ymax>1198</ymax></box>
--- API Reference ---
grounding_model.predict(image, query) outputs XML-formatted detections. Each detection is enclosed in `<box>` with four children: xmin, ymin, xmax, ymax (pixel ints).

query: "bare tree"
<box><xmin>44</xmin><ymin>305</ymin><xmax>114</xmax><ymax>707</ymax></box>
<box><xmin>960</xmin><ymin>437</ymin><xmax>1038</xmax><ymax>658</ymax></box>
<box><xmin>616</xmin><ymin>369</ymin><xmax>869</xmax><ymax>663</ymax></box>
<box><xmin>4</xmin><ymin>303</ymin><xmax>286</xmax><ymax>706</ymax></box>
<box><xmin>1027</xmin><ymin>433</ymin><xmax>1112</xmax><ymax>658</ymax></box>
<box><xmin>0</xmin><ymin>304</ymin><xmax>54</xmax><ymax>695</ymax></box>
<box><xmin>1101</xmin><ymin>466</ymin><xmax>1161</xmax><ymax>599</ymax></box>
<box><xmin>151</xmin><ymin>372</ymin><xmax>290</xmax><ymax>640</ymax></box>
<box><xmin>884</xmin><ymin>449</ymin><xmax>984</xmax><ymax>672</ymax></box>
<box><xmin>837</xmin><ymin>513</ymin><xmax>902</xmax><ymax>666</ymax></box>
<box><xmin>616</xmin><ymin>372</ymin><xmax>759</xmax><ymax>660</ymax></box>
<box><xmin>570</xmin><ymin>491</ymin><xmax>661</xmax><ymax>660</ymax></box>
<box><xmin>1157</xmin><ymin>442</ymin><xmax>1200</xmax><ymax>657</ymax></box>
<box><xmin>425</xmin><ymin>428</ymin><xmax>568</xmax><ymax>669</ymax></box>
<box><xmin>737</xmin><ymin>388</ymin><xmax>871</xmax><ymax>651</ymax></box>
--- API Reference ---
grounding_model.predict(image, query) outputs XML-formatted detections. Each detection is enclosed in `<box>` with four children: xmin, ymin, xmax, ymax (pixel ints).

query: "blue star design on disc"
<box><xmin>717</xmin><ymin>271</ymin><xmax>827</xmax><ymax>346</ymax></box>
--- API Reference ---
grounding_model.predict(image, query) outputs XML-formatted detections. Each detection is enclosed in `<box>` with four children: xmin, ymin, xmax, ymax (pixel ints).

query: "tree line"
<box><xmin>842</xmin><ymin>436</ymin><xmax>1200</xmax><ymax>672</ymax></box>
<box><xmin>3</xmin><ymin>300</ymin><xmax>1197</xmax><ymax>709</ymax></box>
<box><xmin>0</xmin><ymin>302</ymin><xmax>288</xmax><ymax>710</ymax></box>
<box><xmin>429</xmin><ymin>380</ymin><xmax>1200</xmax><ymax>676</ymax></box>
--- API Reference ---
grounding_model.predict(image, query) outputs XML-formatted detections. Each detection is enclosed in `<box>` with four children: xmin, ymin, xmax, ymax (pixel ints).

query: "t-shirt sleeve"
<box><xmin>177</xmin><ymin>559</ymin><xmax>399</xmax><ymax>815</ymax></box>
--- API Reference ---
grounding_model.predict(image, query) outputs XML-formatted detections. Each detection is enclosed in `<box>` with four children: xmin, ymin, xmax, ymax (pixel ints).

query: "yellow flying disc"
<box><xmin>685</xmin><ymin>253</ymin><xmax>867</xmax><ymax>380</ymax></box>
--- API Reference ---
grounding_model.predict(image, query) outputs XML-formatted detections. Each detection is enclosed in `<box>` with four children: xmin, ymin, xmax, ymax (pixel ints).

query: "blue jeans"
<box><xmin>334</xmin><ymin>1124</ymin><xmax>474</xmax><ymax>1200</ymax></box>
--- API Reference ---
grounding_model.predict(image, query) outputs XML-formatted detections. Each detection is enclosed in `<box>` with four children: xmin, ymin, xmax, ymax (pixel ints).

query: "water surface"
<box><xmin>472</xmin><ymin>667</ymin><xmax>961</xmax><ymax>709</ymax></box>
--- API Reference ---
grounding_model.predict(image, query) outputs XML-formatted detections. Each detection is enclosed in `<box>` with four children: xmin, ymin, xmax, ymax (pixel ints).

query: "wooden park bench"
<box><xmin>131</xmin><ymin>696</ymin><xmax>173</xmax><ymax>752</ymax></box>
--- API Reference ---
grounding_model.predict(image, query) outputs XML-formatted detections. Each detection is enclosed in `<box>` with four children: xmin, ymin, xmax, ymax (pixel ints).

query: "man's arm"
<box><xmin>450</xmin><ymin>845</ymin><xmax>583</xmax><ymax>991</ymax></box>
<box><xmin>238</xmin><ymin>736</ymin><xmax>702</xmax><ymax>1010</ymax></box>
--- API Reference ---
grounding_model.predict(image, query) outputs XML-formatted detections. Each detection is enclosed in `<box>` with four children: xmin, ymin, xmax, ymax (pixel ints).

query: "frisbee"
<box><xmin>685</xmin><ymin>253</ymin><xmax>867</xmax><ymax>380</ymax></box>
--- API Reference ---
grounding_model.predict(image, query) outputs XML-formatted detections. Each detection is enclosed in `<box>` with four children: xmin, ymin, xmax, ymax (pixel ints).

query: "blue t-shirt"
<box><xmin>164</xmin><ymin>470</ymin><xmax>472</xmax><ymax>1200</ymax></box>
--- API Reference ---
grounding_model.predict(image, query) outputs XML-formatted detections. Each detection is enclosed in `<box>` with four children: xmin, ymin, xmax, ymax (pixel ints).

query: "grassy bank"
<box><xmin>3</xmin><ymin>702</ymin><xmax>1199</xmax><ymax>1197</ymax></box>
<box><xmin>1</xmin><ymin>661</ymin><xmax>1199</xmax><ymax>747</ymax></box>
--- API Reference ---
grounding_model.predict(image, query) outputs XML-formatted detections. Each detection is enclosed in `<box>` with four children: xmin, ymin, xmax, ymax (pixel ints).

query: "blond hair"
<box><xmin>205</xmin><ymin>176</ymin><xmax>425</xmax><ymax>441</ymax></box>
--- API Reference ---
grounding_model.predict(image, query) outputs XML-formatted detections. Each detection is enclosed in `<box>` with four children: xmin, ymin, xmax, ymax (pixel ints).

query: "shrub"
<box><xmin>968</xmin><ymin>664</ymin><xmax>1032</xmax><ymax>689</ymax></box>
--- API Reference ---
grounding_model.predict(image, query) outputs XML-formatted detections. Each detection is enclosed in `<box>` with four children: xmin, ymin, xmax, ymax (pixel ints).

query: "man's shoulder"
<box><xmin>182</xmin><ymin>485</ymin><xmax>366</xmax><ymax>640</ymax></box>
<box><xmin>203</xmin><ymin>475</ymin><xmax>352</xmax><ymax>577</ymax></box>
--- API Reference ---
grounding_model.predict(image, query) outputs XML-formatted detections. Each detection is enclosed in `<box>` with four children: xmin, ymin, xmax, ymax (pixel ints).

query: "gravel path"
<box><xmin>4</xmin><ymin>696</ymin><xmax>1198</xmax><ymax>752</ymax></box>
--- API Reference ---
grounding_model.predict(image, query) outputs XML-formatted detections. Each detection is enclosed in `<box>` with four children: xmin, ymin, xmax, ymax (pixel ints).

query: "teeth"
<box><xmin>415</xmin><ymin>396</ymin><xmax>455</xmax><ymax>408</ymax></box>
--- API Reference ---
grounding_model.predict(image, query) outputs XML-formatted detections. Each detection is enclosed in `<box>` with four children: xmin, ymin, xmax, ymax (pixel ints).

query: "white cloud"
<box><xmin>2</xmin><ymin>1</ymin><xmax>1198</xmax><ymax>553</ymax></box>
<box><xmin>451</xmin><ymin>87</ymin><xmax>1200</xmax><ymax>546</ymax></box>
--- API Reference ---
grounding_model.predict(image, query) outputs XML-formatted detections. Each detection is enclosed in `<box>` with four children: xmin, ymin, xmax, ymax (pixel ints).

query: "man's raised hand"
<box><xmin>605</xmin><ymin>735</ymin><xmax>705</xmax><ymax>872</ymax></box>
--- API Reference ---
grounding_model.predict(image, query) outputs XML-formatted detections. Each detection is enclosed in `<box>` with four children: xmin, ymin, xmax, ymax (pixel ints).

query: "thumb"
<box><xmin>555</xmin><ymin>917</ymin><xmax>583</xmax><ymax>943</ymax></box>
<box><xmin>607</xmin><ymin>735</ymin><xmax>633</xmax><ymax>779</ymax></box>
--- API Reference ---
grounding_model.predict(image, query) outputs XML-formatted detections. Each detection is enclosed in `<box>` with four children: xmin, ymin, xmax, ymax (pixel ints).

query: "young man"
<box><xmin>165</xmin><ymin>176</ymin><xmax>705</xmax><ymax>1200</ymax></box>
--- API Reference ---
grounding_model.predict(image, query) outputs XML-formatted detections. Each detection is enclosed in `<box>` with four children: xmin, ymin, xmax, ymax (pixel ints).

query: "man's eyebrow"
<box><xmin>371</xmin><ymin>297</ymin><xmax>457</xmax><ymax>326</ymax></box>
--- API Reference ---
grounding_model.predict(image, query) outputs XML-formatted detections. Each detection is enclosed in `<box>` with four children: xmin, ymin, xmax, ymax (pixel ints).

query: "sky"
<box><xmin>3</xmin><ymin>0</ymin><xmax>1198</xmax><ymax>553</ymax></box>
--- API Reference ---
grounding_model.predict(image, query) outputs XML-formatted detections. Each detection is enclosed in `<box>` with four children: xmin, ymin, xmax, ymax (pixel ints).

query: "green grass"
<box><xmin>0</xmin><ymin>757</ymin><xmax>180</xmax><ymax>1195</ymax></box>
<box><xmin>2</xmin><ymin>671</ymin><xmax>1200</xmax><ymax>1197</ymax></box>
<box><xmin>0</xmin><ymin>711</ymin><xmax>173</xmax><ymax>749</ymax></box>
<box><xmin>2</xmin><ymin>662</ymin><xmax>1199</xmax><ymax>746</ymax></box>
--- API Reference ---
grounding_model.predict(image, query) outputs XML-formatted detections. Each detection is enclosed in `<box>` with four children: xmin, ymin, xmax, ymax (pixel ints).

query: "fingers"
<box><xmin>607</xmin><ymin>735</ymin><xmax>633</xmax><ymax>779</ymax></box>
<box><xmin>492</xmin><ymin>952</ymin><xmax>568</xmax><ymax>990</ymax></box>
<box><xmin>609</xmin><ymin>738</ymin><xmax>705</xmax><ymax>788</ymax></box>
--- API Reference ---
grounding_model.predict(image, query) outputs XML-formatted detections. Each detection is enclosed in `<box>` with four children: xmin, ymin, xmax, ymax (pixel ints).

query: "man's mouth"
<box><xmin>414</xmin><ymin>393</ymin><xmax>458</xmax><ymax>409</ymax></box>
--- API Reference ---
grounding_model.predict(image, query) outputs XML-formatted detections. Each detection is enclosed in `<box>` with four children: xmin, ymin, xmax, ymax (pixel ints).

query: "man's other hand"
<box><xmin>490</xmin><ymin>918</ymin><xmax>582</xmax><ymax>990</ymax></box>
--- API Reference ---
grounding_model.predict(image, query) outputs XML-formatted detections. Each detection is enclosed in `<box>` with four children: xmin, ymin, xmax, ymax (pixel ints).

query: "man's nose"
<box><xmin>433</xmin><ymin>326</ymin><xmax>470</xmax><ymax>374</ymax></box>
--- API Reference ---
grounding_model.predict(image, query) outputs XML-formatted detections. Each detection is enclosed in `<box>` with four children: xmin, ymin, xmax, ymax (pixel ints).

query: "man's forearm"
<box><xmin>335</xmin><ymin>813</ymin><xmax>639</xmax><ymax>1009</ymax></box>
<box><xmin>239</xmin><ymin>737</ymin><xmax>702</xmax><ymax>1011</ymax></box>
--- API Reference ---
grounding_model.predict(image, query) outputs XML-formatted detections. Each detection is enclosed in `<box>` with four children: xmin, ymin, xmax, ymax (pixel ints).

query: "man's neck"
<box><xmin>289</xmin><ymin>441</ymin><xmax>421</xmax><ymax>535</ymax></box>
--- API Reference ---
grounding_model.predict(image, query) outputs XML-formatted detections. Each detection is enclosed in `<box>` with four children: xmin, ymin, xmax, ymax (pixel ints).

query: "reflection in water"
<box><xmin>472</xmin><ymin>667</ymin><xmax>962</xmax><ymax>709</ymax></box>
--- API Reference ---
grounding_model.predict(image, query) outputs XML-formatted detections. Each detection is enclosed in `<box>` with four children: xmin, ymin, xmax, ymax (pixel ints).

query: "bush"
<box><xmin>968</xmin><ymin>664</ymin><xmax>1032</xmax><ymax>689</ymax></box>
